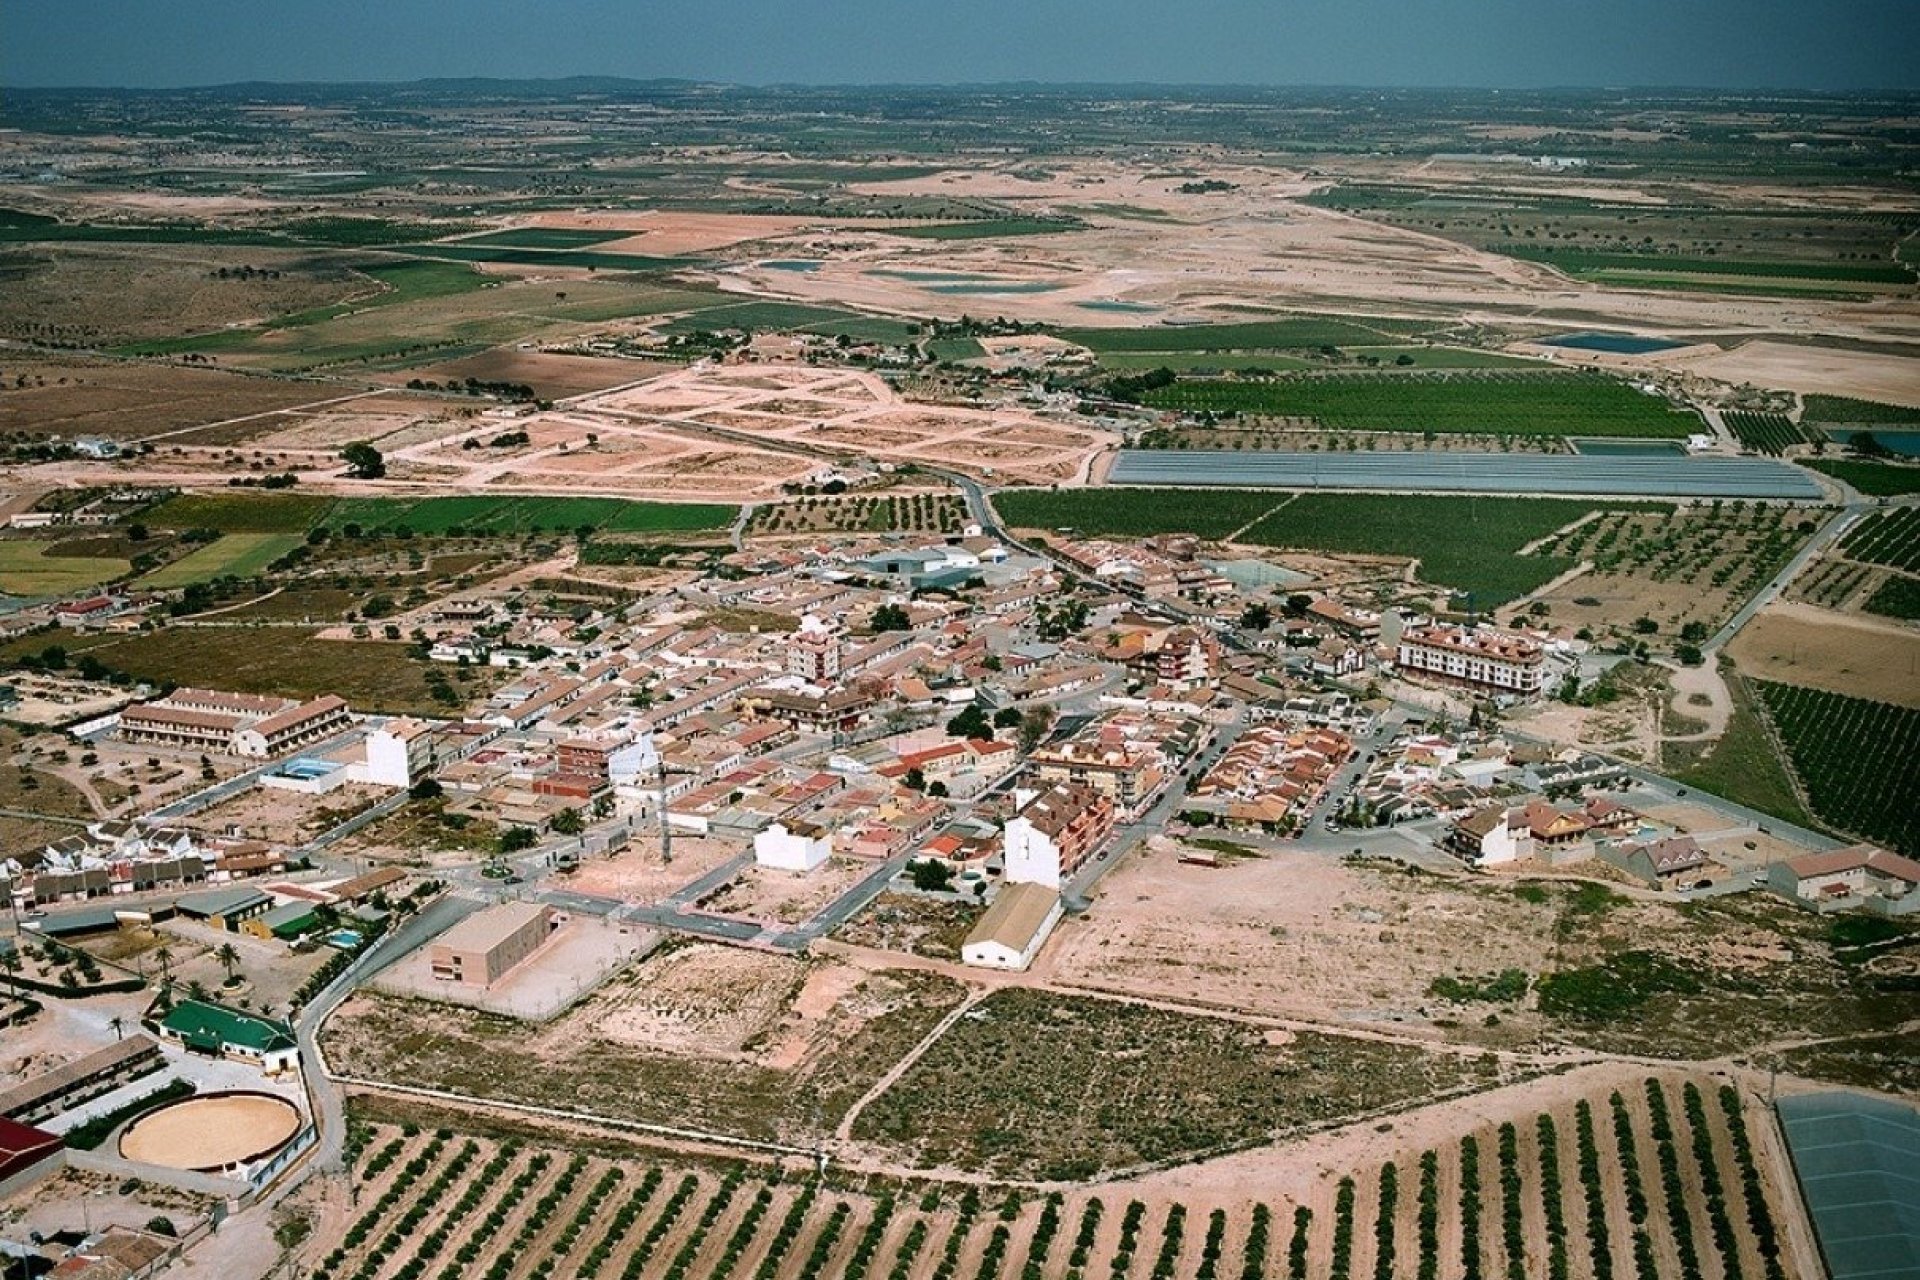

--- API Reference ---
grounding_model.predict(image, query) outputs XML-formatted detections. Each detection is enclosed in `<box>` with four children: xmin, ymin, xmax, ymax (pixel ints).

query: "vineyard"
<box><xmin>1136</xmin><ymin>372</ymin><xmax>1697</xmax><ymax>438</ymax></box>
<box><xmin>993</xmin><ymin>488</ymin><xmax>1288</xmax><ymax>540</ymax></box>
<box><xmin>1756</xmin><ymin>682</ymin><xmax>1920</xmax><ymax>855</ymax></box>
<box><xmin>304</xmin><ymin>1074</ymin><xmax>1800</xmax><ymax>1280</ymax></box>
<box><xmin>746</xmin><ymin>493</ymin><xmax>969</xmax><ymax>537</ymax></box>
<box><xmin>1838</xmin><ymin>507</ymin><xmax>1920</xmax><ymax>572</ymax></box>
<box><xmin>1863</xmin><ymin>574</ymin><xmax>1920</xmax><ymax>621</ymax></box>
<box><xmin>1723</xmin><ymin>413</ymin><xmax>1814</xmax><ymax>456</ymax></box>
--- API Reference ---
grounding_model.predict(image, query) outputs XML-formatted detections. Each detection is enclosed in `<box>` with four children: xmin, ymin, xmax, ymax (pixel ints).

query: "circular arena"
<box><xmin>118</xmin><ymin>1092</ymin><xmax>302</xmax><ymax>1173</ymax></box>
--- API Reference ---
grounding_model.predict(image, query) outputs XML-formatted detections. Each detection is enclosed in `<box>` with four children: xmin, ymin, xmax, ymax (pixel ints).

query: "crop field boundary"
<box><xmin>333</xmin><ymin>1076</ymin><xmax>817</xmax><ymax>1160</ymax></box>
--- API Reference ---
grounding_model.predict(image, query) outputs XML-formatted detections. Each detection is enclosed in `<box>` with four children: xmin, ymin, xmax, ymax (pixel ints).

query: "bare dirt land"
<box><xmin>1673</xmin><ymin>339</ymin><xmax>1920</xmax><ymax>407</ymax></box>
<box><xmin>377</xmin><ymin>349</ymin><xmax>672</xmax><ymax>400</ymax></box>
<box><xmin>562</xmin><ymin>833</ymin><xmax>742</xmax><ymax>902</ymax></box>
<box><xmin>1726</xmin><ymin>601</ymin><xmax>1920</xmax><ymax>707</ymax></box>
<box><xmin>701</xmin><ymin>857</ymin><xmax>875</xmax><ymax>925</ymax></box>
<box><xmin>118</xmin><ymin>1093</ymin><xmax>301</xmax><ymax>1170</ymax></box>
<box><xmin>0</xmin><ymin>357</ymin><xmax>355</xmax><ymax>441</ymax></box>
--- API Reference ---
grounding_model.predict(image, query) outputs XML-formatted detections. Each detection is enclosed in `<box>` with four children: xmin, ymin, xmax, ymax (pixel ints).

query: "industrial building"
<box><xmin>428</xmin><ymin>902</ymin><xmax>556</xmax><ymax>987</ymax></box>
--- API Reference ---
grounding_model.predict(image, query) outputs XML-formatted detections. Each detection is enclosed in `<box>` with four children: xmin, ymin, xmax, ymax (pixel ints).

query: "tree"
<box><xmin>591</xmin><ymin>793</ymin><xmax>615</xmax><ymax>821</ymax></box>
<box><xmin>409</xmin><ymin>778</ymin><xmax>444</xmax><ymax>802</ymax></box>
<box><xmin>498</xmin><ymin>825</ymin><xmax>537</xmax><ymax>854</ymax></box>
<box><xmin>550</xmin><ymin>807</ymin><xmax>585</xmax><ymax>836</ymax></box>
<box><xmin>108</xmin><ymin>1015</ymin><xmax>124</xmax><ymax>1041</ymax></box>
<box><xmin>1240</xmin><ymin>602</ymin><xmax>1274</xmax><ymax>631</ymax></box>
<box><xmin>146</xmin><ymin>1217</ymin><xmax>177</xmax><ymax>1238</ymax></box>
<box><xmin>910</xmin><ymin>859</ymin><xmax>956</xmax><ymax>892</ymax></box>
<box><xmin>1017</xmin><ymin>705</ymin><xmax>1057</xmax><ymax>752</ymax></box>
<box><xmin>1283</xmin><ymin>593</ymin><xmax>1313</xmax><ymax>618</ymax></box>
<box><xmin>872</xmin><ymin>603</ymin><xmax>910</xmax><ymax>632</ymax></box>
<box><xmin>1633</xmin><ymin>616</ymin><xmax>1659</xmax><ymax>635</ymax></box>
<box><xmin>903</xmin><ymin>767</ymin><xmax>928</xmax><ymax>793</ymax></box>
<box><xmin>153</xmin><ymin>945</ymin><xmax>175</xmax><ymax>987</ymax></box>
<box><xmin>215</xmin><ymin>942</ymin><xmax>241</xmax><ymax>985</ymax></box>
<box><xmin>928</xmin><ymin>780</ymin><xmax>950</xmax><ymax>798</ymax></box>
<box><xmin>341</xmin><ymin>441</ymin><xmax>385</xmax><ymax>479</ymax></box>
<box><xmin>946</xmin><ymin>703</ymin><xmax>992</xmax><ymax>740</ymax></box>
<box><xmin>993</xmin><ymin>707</ymin><xmax>1022</xmax><ymax>729</ymax></box>
<box><xmin>1679</xmin><ymin>620</ymin><xmax>1710</xmax><ymax>643</ymax></box>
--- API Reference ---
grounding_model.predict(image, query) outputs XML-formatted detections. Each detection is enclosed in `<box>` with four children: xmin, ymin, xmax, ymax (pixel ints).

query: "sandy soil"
<box><xmin>1674</xmin><ymin>340</ymin><xmax>1920</xmax><ymax>408</ymax></box>
<box><xmin>119</xmin><ymin>1093</ymin><xmax>301</xmax><ymax>1169</ymax></box>
<box><xmin>703</xmin><ymin>857</ymin><xmax>874</xmax><ymax>925</ymax></box>
<box><xmin>1033</xmin><ymin>842</ymin><xmax>1563</xmax><ymax>1039</ymax></box>
<box><xmin>564</xmin><ymin>833</ymin><xmax>741</xmax><ymax>903</ymax></box>
<box><xmin>1727</xmin><ymin>601</ymin><xmax>1920</xmax><ymax>707</ymax></box>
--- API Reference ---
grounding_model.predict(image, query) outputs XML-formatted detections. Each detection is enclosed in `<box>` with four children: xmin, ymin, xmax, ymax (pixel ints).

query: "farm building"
<box><xmin>175</xmin><ymin>885</ymin><xmax>272</xmax><ymax>932</ymax></box>
<box><xmin>241</xmin><ymin>900</ymin><xmax>319</xmax><ymax>942</ymax></box>
<box><xmin>0</xmin><ymin>1116</ymin><xmax>62</xmax><ymax>1196</ymax></box>
<box><xmin>961</xmin><ymin>883</ymin><xmax>1064</xmax><ymax>971</ymax></box>
<box><xmin>429</xmin><ymin>902</ymin><xmax>556</xmax><ymax>987</ymax></box>
<box><xmin>1767</xmin><ymin>846</ymin><xmax>1920</xmax><ymax>915</ymax></box>
<box><xmin>0</xmin><ymin>1034</ymin><xmax>163</xmax><ymax>1125</ymax></box>
<box><xmin>158</xmin><ymin>999</ymin><xmax>299</xmax><ymax>1074</ymax></box>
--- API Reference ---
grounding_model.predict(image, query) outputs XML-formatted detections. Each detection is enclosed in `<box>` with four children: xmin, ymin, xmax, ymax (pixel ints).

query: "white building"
<box><xmin>754</xmin><ymin>820</ymin><xmax>832</xmax><ymax>873</ymax></box>
<box><xmin>357</xmin><ymin>717</ymin><xmax>435</xmax><ymax>788</ymax></box>
<box><xmin>961</xmin><ymin>883</ymin><xmax>1064</xmax><ymax>971</ymax></box>
<box><xmin>1396</xmin><ymin>625</ymin><xmax>1545</xmax><ymax>697</ymax></box>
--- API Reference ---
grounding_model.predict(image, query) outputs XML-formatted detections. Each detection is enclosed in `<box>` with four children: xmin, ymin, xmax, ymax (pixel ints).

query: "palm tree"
<box><xmin>214</xmin><ymin>942</ymin><xmax>241</xmax><ymax>985</ymax></box>
<box><xmin>0</xmin><ymin>945</ymin><xmax>19</xmax><ymax>994</ymax></box>
<box><xmin>108</xmin><ymin>1015</ymin><xmax>124</xmax><ymax>1042</ymax></box>
<box><xmin>152</xmin><ymin>944</ymin><xmax>174</xmax><ymax>989</ymax></box>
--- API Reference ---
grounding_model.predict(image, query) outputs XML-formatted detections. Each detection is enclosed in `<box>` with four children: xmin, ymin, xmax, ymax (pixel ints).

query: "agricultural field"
<box><xmin>1059</xmin><ymin>317</ymin><xmax>1434</xmax><ymax>353</ymax></box>
<box><xmin>1530</xmin><ymin>503</ymin><xmax>1819</xmax><ymax>640</ymax></box>
<box><xmin>70</xmin><ymin>626</ymin><xmax>476</xmax><ymax>715</ymax></box>
<box><xmin>1800</xmin><ymin>395</ymin><xmax>1920</xmax><ymax>426</ymax></box>
<box><xmin>1241</xmin><ymin>493</ymin><xmax>1629</xmax><ymax>604</ymax></box>
<box><xmin>0</xmin><ymin>537</ymin><xmax>129</xmax><ymax>596</ymax></box>
<box><xmin>1837</xmin><ymin>506</ymin><xmax>1920</xmax><ymax>573</ymax></box>
<box><xmin>139</xmin><ymin>532</ymin><xmax>303</xmax><ymax>588</ymax></box>
<box><xmin>1863</xmin><ymin>575</ymin><xmax>1920</xmax><ymax>621</ymax></box>
<box><xmin>1756</xmin><ymin>681</ymin><xmax>1920</xmax><ymax>855</ymax></box>
<box><xmin>880</xmin><ymin>217</ymin><xmax>1084</xmax><ymax>239</ymax></box>
<box><xmin>444</xmin><ymin>228</ymin><xmax>635</xmax><ymax>249</ymax></box>
<box><xmin>1138</xmin><ymin>372</ymin><xmax>1699</xmax><ymax>438</ymax></box>
<box><xmin>744</xmin><ymin>492</ymin><xmax>968</xmax><ymax>537</ymax></box>
<box><xmin>1805</xmin><ymin>459</ymin><xmax>1920</xmax><ymax>496</ymax></box>
<box><xmin>993</xmin><ymin>486</ymin><xmax>1289</xmax><ymax>541</ymax></box>
<box><xmin>143</xmin><ymin>491</ymin><xmax>734</xmax><ymax>537</ymax></box>
<box><xmin>656</xmin><ymin>299</ymin><xmax>920</xmax><ymax>343</ymax></box>
<box><xmin>0</xmin><ymin>355</ymin><xmax>348</xmax><ymax>441</ymax></box>
<box><xmin>1723</xmin><ymin>412</ymin><xmax>1813</xmax><ymax>456</ymax></box>
<box><xmin>295</xmin><ymin>1069</ymin><xmax>1806</xmax><ymax>1280</ymax></box>
<box><xmin>325</xmin><ymin>956</ymin><xmax>970</xmax><ymax>1147</ymax></box>
<box><xmin>852</xmin><ymin>987</ymin><xmax>1499</xmax><ymax>1181</ymax></box>
<box><xmin>1665</xmin><ymin>672</ymin><xmax>1817</xmax><ymax>830</ymax></box>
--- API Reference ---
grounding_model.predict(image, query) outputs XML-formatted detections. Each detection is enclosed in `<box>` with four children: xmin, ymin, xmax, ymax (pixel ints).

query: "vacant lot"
<box><xmin>1727</xmin><ymin>602</ymin><xmax>1920</xmax><ymax>707</ymax></box>
<box><xmin>326</xmin><ymin>956</ymin><xmax>968</xmax><ymax>1145</ymax></box>
<box><xmin>855</xmin><ymin>986</ymin><xmax>1499</xmax><ymax>1180</ymax></box>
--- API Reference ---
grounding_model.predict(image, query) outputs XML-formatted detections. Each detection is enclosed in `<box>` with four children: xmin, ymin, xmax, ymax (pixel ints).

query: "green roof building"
<box><xmin>159</xmin><ymin>999</ymin><xmax>299</xmax><ymax>1074</ymax></box>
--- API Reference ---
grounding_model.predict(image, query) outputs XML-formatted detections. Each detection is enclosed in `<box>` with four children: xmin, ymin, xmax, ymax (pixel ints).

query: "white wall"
<box><xmin>1003</xmin><ymin>816</ymin><xmax>1062</xmax><ymax>889</ymax></box>
<box><xmin>755</xmin><ymin>823</ymin><xmax>830</xmax><ymax>872</ymax></box>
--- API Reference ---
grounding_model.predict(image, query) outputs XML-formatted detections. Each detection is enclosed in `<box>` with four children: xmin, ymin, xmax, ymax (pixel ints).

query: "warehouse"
<box><xmin>428</xmin><ymin>902</ymin><xmax>556</xmax><ymax>988</ymax></box>
<box><xmin>961</xmin><ymin>882</ymin><xmax>1064</xmax><ymax>971</ymax></box>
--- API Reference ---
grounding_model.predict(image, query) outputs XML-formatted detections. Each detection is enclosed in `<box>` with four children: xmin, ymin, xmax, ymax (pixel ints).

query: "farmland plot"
<box><xmin>1757</xmin><ymin>682</ymin><xmax>1920</xmax><ymax>855</ymax></box>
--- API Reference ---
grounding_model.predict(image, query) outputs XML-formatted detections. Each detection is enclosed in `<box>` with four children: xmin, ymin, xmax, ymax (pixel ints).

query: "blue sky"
<box><xmin>5</xmin><ymin>0</ymin><xmax>1915</xmax><ymax>90</ymax></box>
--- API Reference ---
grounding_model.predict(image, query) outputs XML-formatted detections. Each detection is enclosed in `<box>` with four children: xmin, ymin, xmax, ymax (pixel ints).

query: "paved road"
<box><xmin>287</xmin><ymin>892</ymin><xmax>483</xmax><ymax>1187</ymax></box>
<box><xmin>1706</xmin><ymin>501</ymin><xmax>1868</xmax><ymax>651</ymax></box>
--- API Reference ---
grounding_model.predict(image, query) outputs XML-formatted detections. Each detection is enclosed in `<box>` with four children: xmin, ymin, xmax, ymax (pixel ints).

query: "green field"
<box><xmin>80</xmin><ymin>627</ymin><xmax>476</xmax><ymax>715</ymax></box>
<box><xmin>399</xmin><ymin>243</ymin><xmax>689</xmax><ymax>272</ymax></box>
<box><xmin>1757</xmin><ymin>682</ymin><xmax>1920</xmax><ymax>854</ymax></box>
<box><xmin>879</xmin><ymin>218</ymin><xmax>1083</xmax><ymax>240</ymax></box>
<box><xmin>445</xmin><ymin>228</ymin><xmax>634</xmax><ymax>249</ymax></box>
<box><xmin>1059</xmin><ymin>317</ymin><xmax>1430</xmax><ymax>353</ymax></box>
<box><xmin>1094</xmin><ymin>351</ymin><xmax>1317</xmax><ymax>373</ymax></box>
<box><xmin>1840</xmin><ymin>508</ymin><xmax>1920</xmax><ymax>573</ymax></box>
<box><xmin>993</xmin><ymin>487</ymin><xmax>1290</xmax><ymax>540</ymax></box>
<box><xmin>1501</xmin><ymin>246</ymin><xmax>1916</xmax><ymax>286</ymax></box>
<box><xmin>141</xmin><ymin>534</ymin><xmax>304</xmax><ymax>588</ymax></box>
<box><xmin>323</xmin><ymin>496</ymin><xmax>735</xmax><ymax>536</ymax></box>
<box><xmin>1239</xmin><ymin>493</ymin><xmax>1641</xmax><ymax>602</ymax></box>
<box><xmin>145</xmin><ymin>491</ymin><xmax>735</xmax><ymax>537</ymax></box>
<box><xmin>0</xmin><ymin>540</ymin><xmax>129</xmax><ymax>597</ymax></box>
<box><xmin>1805</xmin><ymin>459</ymin><xmax>1920</xmax><ymax>496</ymax></box>
<box><xmin>1864</xmin><ymin>576</ymin><xmax>1920</xmax><ymax>622</ymax></box>
<box><xmin>146</xmin><ymin>492</ymin><xmax>338</xmax><ymax>533</ymax></box>
<box><xmin>1140</xmin><ymin>372</ymin><xmax>1698</xmax><ymax>438</ymax></box>
<box><xmin>1665</xmin><ymin>673</ymin><xmax>1816</xmax><ymax>830</ymax></box>
<box><xmin>926</xmin><ymin>336</ymin><xmax>986</xmax><ymax>361</ymax></box>
<box><xmin>1801</xmin><ymin>396</ymin><xmax>1920</xmax><ymax>425</ymax></box>
<box><xmin>1724</xmin><ymin>412</ymin><xmax>1811</xmax><ymax>456</ymax></box>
